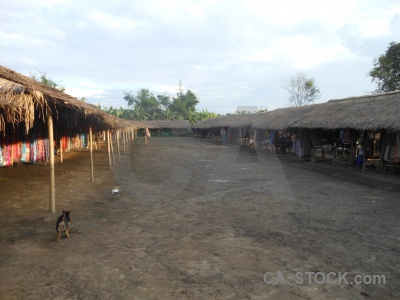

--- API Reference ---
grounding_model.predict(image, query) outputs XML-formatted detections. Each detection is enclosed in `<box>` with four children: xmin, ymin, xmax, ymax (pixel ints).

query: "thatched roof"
<box><xmin>156</xmin><ymin>120</ymin><xmax>191</xmax><ymax>129</ymax></box>
<box><xmin>134</xmin><ymin>120</ymin><xmax>192</xmax><ymax>129</ymax></box>
<box><xmin>250</xmin><ymin>105</ymin><xmax>317</xmax><ymax>130</ymax></box>
<box><xmin>192</xmin><ymin>90</ymin><xmax>400</xmax><ymax>131</ymax></box>
<box><xmin>0</xmin><ymin>77</ymin><xmax>47</xmax><ymax>133</ymax></box>
<box><xmin>192</xmin><ymin>114</ymin><xmax>254</xmax><ymax>129</ymax></box>
<box><xmin>291</xmin><ymin>91</ymin><xmax>400</xmax><ymax>130</ymax></box>
<box><xmin>0</xmin><ymin>65</ymin><xmax>133</xmax><ymax>132</ymax></box>
<box><xmin>134</xmin><ymin>120</ymin><xmax>160</xmax><ymax>129</ymax></box>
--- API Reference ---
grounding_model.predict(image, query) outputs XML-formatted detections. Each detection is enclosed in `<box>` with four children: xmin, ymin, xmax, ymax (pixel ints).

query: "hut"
<box><xmin>291</xmin><ymin>91</ymin><xmax>400</xmax><ymax>169</ymax></box>
<box><xmin>192</xmin><ymin>90</ymin><xmax>400</xmax><ymax>172</ymax></box>
<box><xmin>156</xmin><ymin>120</ymin><xmax>192</xmax><ymax>136</ymax></box>
<box><xmin>192</xmin><ymin>114</ymin><xmax>255</xmax><ymax>145</ymax></box>
<box><xmin>0</xmin><ymin>65</ymin><xmax>135</xmax><ymax>212</ymax></box>
<box><xmin>134</xmin><ymin>120</ymin><xmax>192</xmax><ymax>137</ymax></box>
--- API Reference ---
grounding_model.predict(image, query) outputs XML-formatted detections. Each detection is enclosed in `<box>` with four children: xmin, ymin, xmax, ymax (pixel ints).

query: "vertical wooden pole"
<box><xmin>124</xmin><ymin>132</ymin><xmax>126</xmax><ymax>154</ymax></box>
<box><xmin>107</xmin><ymin>130</ymin><xmax>112</xmax><ymax>170</ymax></box>
<box><xmin>47</xmin><ymin>108</ymin><xmax>56</xmax><ymax>214</ymax></box>
<box><xmin>110</xmin><ymin>131</ymin><xmax>115</xmax><ymax>167</ymax></box>
<box><xmin>124</xmin><ymin>132</ymin><xmax>127</xmax><ymax>154</ymax></box>
<box><xmin>123</xmin><ymin>132</ymin><xmax>126</xmax><ymax>154</ymax></box>
<box><xmin>126</xmin><ymin>132</ymin><xmax>129</xmax><ymax>152</ymax></box>
<box><xmin>59</xmin><ymin>137</ymin><xmax>63</xmax><ymax>164</ymax></box>
<box><xmin>126</xmin><ymin>132</ymin><xmax>128</xmax><ymax>152</ymax></box>
<box><xmin>10</xmin><ymin>135</ymin><xmax>13</xmax><ymax>168</ymax></box>
<box><xmin>117</xmin><ymin>130</ymin><xmax>121</xmax><ymax>160</ymax></box>
<box><xmin>89</xmin><ymin>127</ymin><xmax>94</xmax><ymax>182</ymax></box>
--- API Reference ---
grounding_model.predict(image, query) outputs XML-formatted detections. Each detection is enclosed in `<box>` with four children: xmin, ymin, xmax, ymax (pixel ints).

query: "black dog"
<box><xmin>56</xmin><ymin>210</ymin><xmax>72</xmax><ymax>241</ymax></box>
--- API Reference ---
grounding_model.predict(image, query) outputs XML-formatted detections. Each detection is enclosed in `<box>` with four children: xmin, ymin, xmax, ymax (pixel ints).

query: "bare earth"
<box><xmin>0</xmin><ymin>137</ymin><xmax>399</xmax><ymax>300</ymax></box>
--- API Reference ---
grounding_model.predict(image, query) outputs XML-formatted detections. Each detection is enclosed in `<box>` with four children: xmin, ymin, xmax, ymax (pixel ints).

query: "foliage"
<box><xmin>189</xmin><ymin>109</ymin><xmax>219</xmax><ymax>124</ymax></box>
<box><xmin>169</xmin><ymin>81</ymin><xmax>199</xmax><ymax>121</ymax></box>
<box><xmin>30</xmin><ymin>70</ymin><xmax>66</xmax><ymax>92</ymax></box>
<box><xmin>369</xmin><ymin>41</ymin><xmax>400</xmax><ymax>93</ymax></box>
<box><xmin>283</xmin><ymin>72</ymin><xmax>320</xmax><ymax>106</ymax></box>
<box><xmin>100</xmin><ymin>81</ymin><xmax>217</xmax><ymax>122</ymax></box>
<box><xmin>123</xmin><ymin>88</ymin><xmax>164</xmax><ymax>120</ymax></box>
<box><xmin>225</xmin><ymin>107</ymin><xmax>268</xmax><ymax>116</ymax></box>
<box><xmin>234</xmin><ymin>109</ymin><xmax>252</xmax><ymax>115</ymax></box>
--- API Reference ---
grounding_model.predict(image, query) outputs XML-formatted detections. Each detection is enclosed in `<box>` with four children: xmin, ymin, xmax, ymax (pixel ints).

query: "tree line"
<box><xmin>100</xmin><ymin>81</ymin><xmax>220</xmax><ymax>124</ymax></box>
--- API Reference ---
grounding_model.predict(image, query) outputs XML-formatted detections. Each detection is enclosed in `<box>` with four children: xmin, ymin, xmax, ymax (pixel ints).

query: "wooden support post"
<box><xmin>123</xmin><ymin>132</ymin><xmax>126</xmax><ymax>154</ymax></box>
<box><xmin>89</xmin><ymin>127</ymin><xmax>94</xmax><ymax>182</ymax></box>
<box><xmin>127</xmin><ymin>132</ymin><xmax>130</xmax><ymax>152</ymax></box>
<box><xmin>107</xmin><ymin>130</ymin><xmax>112</xmax><ymax>169</ymax></box>
<box><xmin>47</xmin><ymin>109</ymin><xmax>56</xmax><ymax>214</ymax></box>
<box><xmin>126</xmin><ymin>132</ymin><xmax>129</xmax><ymax>153</ymax></box>
<box><xmin>59</xmin><ymin>137</ymin><xmax>63</xmax><ymax>164</ymax></box>
<box><xmin>110</xmin><ymin>131</ymin><xmax>115</xmax><ymax>167</ymax></box>
<box><xmin>117</xmin><ymin>130</ymin><xmax>121</xmax><ymax>160</ymax></box>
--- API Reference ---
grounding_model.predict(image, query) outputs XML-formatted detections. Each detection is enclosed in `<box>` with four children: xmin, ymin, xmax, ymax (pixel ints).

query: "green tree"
<box><xmin>123</xmin><ymin>88</ymin><xmax>162</xmax><ymax>121</ymax></box>
<box><xmin>189</xmin><ymin>109</ymin><xmax>219</xmax><ymax>124</ymax></box>
<box><xmin>169</xmin><ymin>81</ymin><xmax>199</xmax><ymax>121</ymax></box>
<box><xmin>369</xmin><ymin>41</ymin><xmax>400</xmax><ymax>93</ymax></box>
<box><xmin>283</xmin><ymin>72</ymin><xmax>320</xmax><ymax>106</ymax></box>
<box><xmin>30</xmin><ymin>70</ymin><xmax>66</xmax><ymax>92</ymax></box>
<box><xmin>120</xmin><ymin>83</ymin><xmax>204</xmax><ymax>121</ymax></box>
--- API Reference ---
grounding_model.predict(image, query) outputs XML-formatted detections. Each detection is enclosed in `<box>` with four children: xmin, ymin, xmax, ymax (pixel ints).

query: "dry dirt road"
<box><xmin>0</xmin><ymin>137</ymin><xmax>399</xmax><ymax>300</ymax></box>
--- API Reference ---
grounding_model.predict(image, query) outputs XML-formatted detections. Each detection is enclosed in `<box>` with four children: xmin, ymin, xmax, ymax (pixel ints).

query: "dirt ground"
<box><xmin>0</xmin><ymin>137</ymin><xmax>399</xmax><ymax>300</ymax></box>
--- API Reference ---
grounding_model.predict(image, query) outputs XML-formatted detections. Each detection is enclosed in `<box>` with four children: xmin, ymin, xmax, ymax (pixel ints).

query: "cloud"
<box><xmin>2</xmin><ymin>0</ymin><xmax>400</xmax><ymax>115</ymax></box>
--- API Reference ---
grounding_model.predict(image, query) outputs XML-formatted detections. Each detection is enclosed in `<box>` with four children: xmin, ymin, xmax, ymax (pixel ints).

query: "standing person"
<box><xmin>144</xmin><ymin>127</ymin><xmax>151</xmax><ymax>146</ymax></box>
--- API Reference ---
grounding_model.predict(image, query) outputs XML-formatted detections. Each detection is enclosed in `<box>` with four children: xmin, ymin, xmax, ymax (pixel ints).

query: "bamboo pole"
<box><xmin>59</xmin><ymin>137</ymin><xmax>63</xmax><ymax>164</ymax></box>
<box><xmin>89</xmin><ymin>127</ymin><xmax>94</xmax><ymax>182</ymax></box>
<box><xmin>128</xmin><ymin>131</ymin><xmax>131</xmax><ymax>151</ymax></box>
<box><xmin>47</xmin><ymin>109</ymin><xmax>56</xmax><ymax>214</ymax></box>
<box><xmin>110</xmin><ymin>131</ymin><xmax>115</xmax><ymax>167</ymax></box>
<box><xmin>117</xmin><ymin>130</ymin><xmax>121</xmax><ymax>160</ymax></box>
<box><xmin>125</xmin><ymin>132</ymin><xmax>128</xmax><ymax>153</ymax></box>
<box><xmin>126</xmin><ymin>132</ymin><xmax>129</xmax><ymax>152</ymax></box>
<box><xmin>123</xmin><ymin>132</ymin><xmax>126</xmax><ymax>154</ymax></box>
<box><xmin>107</xmin><ymin>130</ymin><xmax>112</xmax><ymax>170</ymax></box>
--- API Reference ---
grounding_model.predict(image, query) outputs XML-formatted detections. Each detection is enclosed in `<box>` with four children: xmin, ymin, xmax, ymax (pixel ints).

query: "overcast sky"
<box><xmin>2</xmin><ymin>0</ymin><xmax>400</xmax><ymax>115</ymax></box>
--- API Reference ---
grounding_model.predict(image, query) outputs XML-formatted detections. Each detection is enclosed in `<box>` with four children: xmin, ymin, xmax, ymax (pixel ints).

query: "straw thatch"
<box><xmin>192</xmin><ymin>90</ymin><xmax>400</xmax><ymax>131</ymax></box>
<box><xmin>192</xmin><ymin>114</ymin><xmax>254</xmax><ymax>129</ymax></box>
<box><xmin>133</xmin><ymin>120</ymin><xmax>160</xmax><ymax>129</ymax></box>
<box><xmin>134</xmin><ymin>120</ymin><xmax>192</xmax><ymax>129</ymax></box>
<box><xmin>156</xmin><ymin>120</ymin><xmax>191</xmax><ymax>129</ymax></box>
<box><xmin>0</xmin><ymin>65</ymin><xmax>132</xmax><ymax>132</ymax></box>
<box><xmin>291</xmin><ymin>91</ymin><xmax>400</xmax><ymax>130</ymax></box>
<box><xmin>0</xmin><ymin>77</ymin><xmax>48</xmax><ymax>133</ymax></box>
<box><xmin>250</xmin><ymin>105</ymin><xmax>317</xmax><ymax>130</ymax></box>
